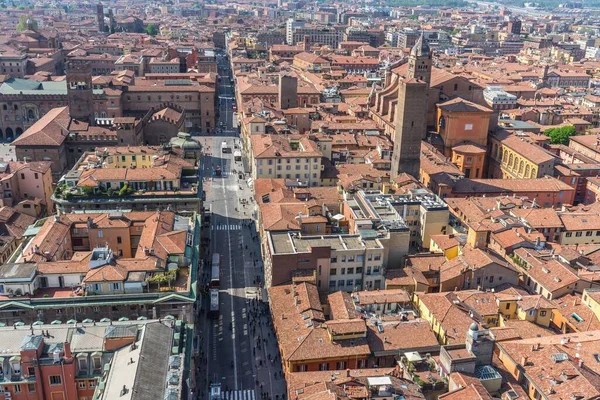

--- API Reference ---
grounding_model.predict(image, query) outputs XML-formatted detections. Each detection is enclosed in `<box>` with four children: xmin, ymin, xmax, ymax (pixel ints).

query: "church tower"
<box><xmin>390</xmin><ymin>33</ymin><xmax>431</xmax><ymax>180</ymax></box>
<box><xmin>407</xmin><ymin>33</ymin><xmax>432</xmax><ymax>85</ymax></box>
<box><xmin>66</xmin><ymin>62</ymin><xmax>95</xmax><ymax>123</ymax></box>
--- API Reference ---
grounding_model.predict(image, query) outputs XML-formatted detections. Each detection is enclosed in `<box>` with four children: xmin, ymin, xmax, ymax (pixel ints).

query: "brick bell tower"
<box><xmin>66</xmin><ymin>61</ymin><xmax>95</xmax><ymax>123</ymax></box>
<box><xmin>390</xmin><ymin>33</ymin><xmax>431</xmax><ymax>180</ymax></box>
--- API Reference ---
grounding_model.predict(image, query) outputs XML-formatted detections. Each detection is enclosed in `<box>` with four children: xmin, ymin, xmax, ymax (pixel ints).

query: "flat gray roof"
<box><xmin>0</xmin><ymin>263</ymin><xmax>37</xmax><ymax>281</ymax></box>
<box><xmin>270</xmin><ymin>232</ymin><xmax>382</xmax><ymax>255</ymax></box>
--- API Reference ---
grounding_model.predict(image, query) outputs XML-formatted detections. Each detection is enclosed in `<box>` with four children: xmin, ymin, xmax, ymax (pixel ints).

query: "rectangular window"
<box><xmin>117</xmin><ymin>236</ymin><xmax>122</xmax><ymax>244</ymax></box>
<box><xmin>356</xmin><ymin>267</ymin><xmax>363</xmax><ymax>274</ymax></box>
<box><xmin>576</xmin><ymin>232</ymin><xmax>583</xmax><ymax>237</ymax></box>
<box><xmin>506</xmin><ymin>303</ymin><xmax>510</xmax><ymax>310</ymax></box>
<box><xmin>341</xmin><ymin>256</ymin><xmax>346</xmax><ymax>262</ymax></box>
<box><xmin>566</xmin><ymin>232</ymin><xmax>573</xmax><ymax>237</ymax></box>
<box><xmin>346</xmin><ymin>279</ymin><xmax>353</xmax><ymax>287</ymax></box>
<box><xmin>89</xmin><ymin>380</ymin><xmax>97</xmax><ymax>389</ymax></box>
<box><xmin>27</xmin><ymin>383</ymin><xmax>35</xmax><ymax>393</ymax></box>
<box><xmin>330</xmin><ymin>256</ymin><xmax>337</xmax><ymax>263</ymax></box>
<box><xmin>586</xmin><ymin>231</ymin><xmax>593</xmax><ymax>237</ymax></box>
<box><xmin>329</xmin><ymin>281</ymin><xmax>336</xmax><ymax>287</ymax></box>
<box><xmin>330</xmin><ymin>268</ymin><xmax>336</xmax><ymax>275</ymax></box>
<box><xmin>14</xmin><ymin>384</ymin><xmax>21</xmax><ymax>394</ymax></box>
<box><xmin>34</xmin><ymin>173</ymin><xmax>38</xmax><ymax>179</ymax></box>
<box><xmin>78</xmin><ymin>381</ymin><xmax>86</xmax><ymax>389</ymax></box>
<box><xmin>49</xmin><ymin>375</ymin><xmax>62</xmax><ymax>385</ymax></box>
<box><xmin>28</xmin><ymin>367</ymin><xmax>35</xmax><ymax>376</ymax></box>
<box><xmin>341</xmin><ymin>268</ymin><xmax>345</xmax><ymax>275</ymax></box>
<box><xmin>92</xmin><ymin>358</ymin><xmax>102</xmax><ymax>371</ymax></box>
<box><xmin>110</xmin><ymin>282</ymin><xmax>121</xmax><ymax>290</ymax></box>
<box><xmin>78</xmin><ymin>358</ymin><xmax>87</xmax><ymax>372</ymax></box>
<box><xmin>540</xmin><ymin>311</ymin><xmax>547</xmax><ymax>316</ymax></box>
<box><xmin>338</xmin><ymin>280</ymin><xmax>345</xmax><ymax>287</ymax></box>
<box><xmin>97</xmin><ymin>230</ymin><xmax>103</xmax><ymax>238</ymax></box>
<box><xmin>319</xmin><ymin>363</ymin><xmax>328</xmax><ymax>371</ymax></box>
<box><xmin>347</xmin><ymin>268</ymin><xmax>354</xmax><ymax>274</ymax></box>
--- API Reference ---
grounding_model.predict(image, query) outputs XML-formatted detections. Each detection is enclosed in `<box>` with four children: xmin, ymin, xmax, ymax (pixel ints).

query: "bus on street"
<box><xmin>210</xmin><ymin>253</ymin><xmax>220</xmax><ymax>288</ymax></box>
<box><xmin>208</xmin><ymin>289</ymin><xmax>219</xmax><ymax>319</ymax></box>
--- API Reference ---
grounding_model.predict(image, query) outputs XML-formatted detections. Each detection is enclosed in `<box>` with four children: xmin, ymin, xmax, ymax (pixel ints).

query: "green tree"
<box><xmin>144</xmin><ymin>23</ymin><xmax>159</xmax><ymax>36</ymax></box>
<box><xmin>545</xmin><ymin>125</ymin><xmax>577</xmax><ymax>145</ymax></box>
<box><xmin>118</xmin><ymin>184</ymin><xmax>132</xmax><ymax>196</ymax></box>
<box><xmin>81</xmin><ymin>186</ymin><xmax>94</xmax><ymax>196</ymax></box>
<box><xmin>16</xmin><ymin>15</ymin><xmax>36</xmax><ymax>31</ymax></box>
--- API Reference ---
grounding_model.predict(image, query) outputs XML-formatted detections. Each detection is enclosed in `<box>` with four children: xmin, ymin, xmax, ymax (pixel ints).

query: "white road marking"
<box><xmin>221</xmin><ymin>139</ymin><xmax>239</xmax><ymax>391</ymax></box>
<box><xmin>222</xmin><ymin>390</ymin><xmax>256</xmax><ymax>400</ymax></box>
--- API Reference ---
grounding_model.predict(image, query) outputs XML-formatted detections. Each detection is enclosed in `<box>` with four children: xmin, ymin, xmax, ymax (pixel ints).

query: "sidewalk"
<box><xmin>247</xmin><ymin>299</ymin><xmax>287</xmax><ymax>399</ymax></box>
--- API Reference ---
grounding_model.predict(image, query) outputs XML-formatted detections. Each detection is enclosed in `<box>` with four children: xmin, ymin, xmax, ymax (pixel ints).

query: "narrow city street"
<box><xmin>195</xmin><ymin>50</ymin><xmax>287</xmax><ymax>400</ymax></box>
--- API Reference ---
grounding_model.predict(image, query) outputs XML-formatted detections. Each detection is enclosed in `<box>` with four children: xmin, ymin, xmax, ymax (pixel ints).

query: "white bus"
<box><xmin>221</xmin><ymin>141</ymin><xmax>231</xmax><ymax>153</ymax></box>
<box><xmin>210</xmin><ymin>383</ymin><xmax>222</xmax><ymax>400</ymax></box>
<box><xmin>209</xmin><ymin>289</ymin><xmax>219</xmax><ymax>318</ymax></box>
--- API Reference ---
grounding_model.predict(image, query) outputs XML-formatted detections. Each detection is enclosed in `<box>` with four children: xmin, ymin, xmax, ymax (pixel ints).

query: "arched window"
<box><xmin>519</xmin><ymin>161</ymin><xmax>524</xmax><ymax>174</ymax></box>
<box><xmin>508</xmin><ymin>153</ymin><xmax>513</xmax><ymax>167</ymax></box>
<box><xmin>531</xmin><ymin>168</ymin><xmax>537</xmax><ymax>178</ymax></box>
<box><xmin>503</xmin><ymin>150</ymin><xmax>507</xmax><ymax>163</ymax></box>
<box><xmin>525</xmin><ymin>165</ymin><xmax>530</xmax><ymax>176</ymax></box>
<box><xmin>27</xmin><ymin>109</ymin><xmax>34</xmax><ymax>120</ymax></box>
<box><xmin>2</xmin><ymin>105</ymin><xmax>6</xmax><ymax>110</ymax></box>
<box><xmin>5</xmin><ymin>127</ymin><xmax>13</xmax><ymax>138</ymax></box>
<box><xmin>13</xmin><ymin>105</ymin><xmax>17</xmax><ymax>111</ymax></box>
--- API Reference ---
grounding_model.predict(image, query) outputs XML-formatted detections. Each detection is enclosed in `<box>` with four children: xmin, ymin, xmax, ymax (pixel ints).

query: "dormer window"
<box><xmin>78</xmin><ymin>355</ymin><xmax>88</xmax><ymax>373</ymax></box>
<box><xmin>92</xmin><ymin>354</ymin><xmax>102</xmax><ymax>372</ymax></box>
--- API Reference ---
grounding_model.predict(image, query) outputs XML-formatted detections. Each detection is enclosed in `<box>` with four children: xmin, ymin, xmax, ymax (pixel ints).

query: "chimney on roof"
<box><xmin>521</xmin><ymin>355</ymin><xmax>528</xmax><ymax>366</ymax></box>
<box><xmin>64</xmin><ymin>341</ymin><xmax>72</xmax><ymax>360</ymax></box>
<box><xmin>574</xmin><ymin>297</ymin><xmax>578</xmax><ymax>307</ymax></box>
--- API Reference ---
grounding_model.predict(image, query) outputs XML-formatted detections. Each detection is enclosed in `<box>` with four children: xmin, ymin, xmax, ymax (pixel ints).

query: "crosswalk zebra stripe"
<box><xmin>222</xmin><ymin>390</ymin><xmax>256</xmax><ymax>400</ymax></box>
<box><xmin>211</xmin><ymin>224</ymin><xmax>241</xmax><ymax>231</ymax></box>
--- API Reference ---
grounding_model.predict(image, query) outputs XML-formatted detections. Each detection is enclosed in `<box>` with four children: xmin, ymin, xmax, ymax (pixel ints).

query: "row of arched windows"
<box><xmin>500</xmin><ymin>147</ymin><xmax>537</xmax><ymax>178</ymax></box>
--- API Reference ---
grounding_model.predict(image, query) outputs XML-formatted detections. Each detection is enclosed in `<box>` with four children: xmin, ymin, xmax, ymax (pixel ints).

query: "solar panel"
<box><xmin>551</xmin><ymin>353</ymin><xmax>569</xmax><ymax>363</ymax></box>
<box><xmin>165</xmin><ymin>79</ymin><xmax>192</xmax><ymax>86</ymax></box>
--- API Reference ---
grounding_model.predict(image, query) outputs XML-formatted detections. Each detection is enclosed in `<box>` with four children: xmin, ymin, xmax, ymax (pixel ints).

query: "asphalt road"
<box><xmin>197</xmin><ymin>51</ymin><xmax>286</xmax><ymax>400</ymax></box>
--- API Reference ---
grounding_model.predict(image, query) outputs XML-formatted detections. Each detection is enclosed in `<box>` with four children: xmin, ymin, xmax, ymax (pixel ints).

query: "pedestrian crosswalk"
<box><xmin>211</xmin><ymin>224</ymin><xmax>242</xmax><ymax>231</ymax></box>
<box><xmin>214</xmin><ymin>171</ymin><xmax>234</xmax><ymax>177</ymax></box>
<box><xmin>222</xmin><ymin>390</ymin><xmax>256</xmax><ymax>400</ymax></box>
